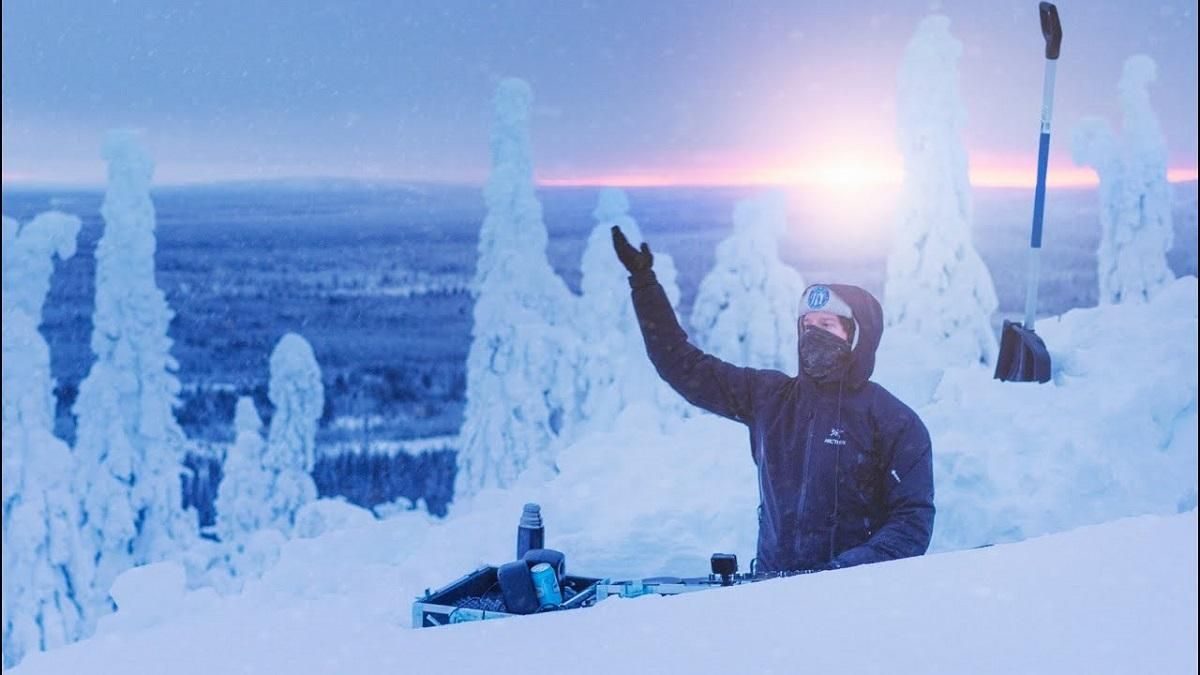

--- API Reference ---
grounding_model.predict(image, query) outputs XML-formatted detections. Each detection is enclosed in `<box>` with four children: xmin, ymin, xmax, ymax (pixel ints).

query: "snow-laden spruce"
<box><xmin>690</xmin><ymin>190</ymin><xmax>806</xmax><ymax>374</ymax></box>
<box><xmin>264</xmin><ymin>333</ymin><xmax>323</xmax><ymax>534</ymax></box>
<box><xmin>885</xmin><ymin>15</ymin><xmax>999</xmax><ymax>367</ymax></box>
<box><xmin>70</xmin><ymin>131</ymin><xmax>196</xmax><ymax>626</ymax></box>
<box><xmin>198</xmin><ymin>397</ymin><xmax>290</xmax><ymax>593</ymax></box>
<box><xmin>2</xmin><ymin>212</ymin><xmax>81</xmax><ymax>320</ymax></box>
<box><xmin>214</xmin><ymin>398</ymin><xmax>273</xmax><ymax>543</ymax></box>
<box><xmin>456</xmin><ymin>78</ymin><xmax>583</xmax><ymax>497</ymax></box>
<box><xmin>1</xmin><ymin>212</ymin><xmax>90</xmax><ymax>669</ymax></box>
<box><xmin>1071</xmin><ymin>54</ymin><xmax>1175</xmax><ymax>304</ymax></box>
<box><xmin>577</xmin><ymin>189</ymin><xmax>690</xmax><ymax>429</ymax></box>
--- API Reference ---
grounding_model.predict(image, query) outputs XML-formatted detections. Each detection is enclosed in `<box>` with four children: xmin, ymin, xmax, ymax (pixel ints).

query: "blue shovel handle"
<box><xmin>1025</xmin><ymin>2</ymin><xmax>1063</xmax><ymax>330</ymax></box>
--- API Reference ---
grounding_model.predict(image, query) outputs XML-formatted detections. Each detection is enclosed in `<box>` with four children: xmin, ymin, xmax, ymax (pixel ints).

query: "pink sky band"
<box><xmin>3</xmin><ymin>167</ymin><xmax>1197</xmax><ymax>189</ymax></box>
<box><xmin>536</xmin><ymin>167</ymin><xmax>1200</xmax><ymax>190</ymax></box>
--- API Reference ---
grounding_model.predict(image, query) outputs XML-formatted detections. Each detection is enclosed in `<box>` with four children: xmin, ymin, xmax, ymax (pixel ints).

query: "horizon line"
<box><xmin>3</xmin><ymin>168</ymin><xmax>1198</xmax><ymax>192</ymax></box>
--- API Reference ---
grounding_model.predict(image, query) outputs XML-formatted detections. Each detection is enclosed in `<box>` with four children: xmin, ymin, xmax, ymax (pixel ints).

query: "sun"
<box><xmin>809</xmin><ymin>160</ymin><xmax>901</xmax><ymax>190</ymax></box>
<box><xmin>773</xmin><ymin>156</ymin><xmax>903</xmax><ymax>248</ymax></box>
<box><xmin>752</xmin><ymin>151</ymin><xmax>903</xmax><ymax>191</ymax></box>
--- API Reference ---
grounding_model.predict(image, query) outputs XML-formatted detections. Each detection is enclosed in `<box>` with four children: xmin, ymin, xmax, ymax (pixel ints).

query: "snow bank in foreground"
<box><xmin>15</xmin><ymin>511</ymin><xmax>1197</xmax><ymax>674</ymax></box>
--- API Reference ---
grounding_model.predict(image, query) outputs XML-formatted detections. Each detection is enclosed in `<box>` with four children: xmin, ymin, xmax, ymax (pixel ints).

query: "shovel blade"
<box><xmin>994</xmin><ymin>320</ymin><xmax>1052</xmax><ymax>383</ymax></box>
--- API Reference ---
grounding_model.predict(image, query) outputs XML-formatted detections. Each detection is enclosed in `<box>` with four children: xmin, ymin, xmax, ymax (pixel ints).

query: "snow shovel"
<box><xmin>995</xmin><ymin>2</ymin><xmax>1061</xmax><ymax>384</ymax></box>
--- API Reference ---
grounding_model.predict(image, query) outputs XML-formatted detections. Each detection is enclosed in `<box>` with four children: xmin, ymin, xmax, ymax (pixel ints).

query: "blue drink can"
<box><xmin>529</xmin><ymin>562</ymin><xmax>562</xmax><ymax>608</ymax></box>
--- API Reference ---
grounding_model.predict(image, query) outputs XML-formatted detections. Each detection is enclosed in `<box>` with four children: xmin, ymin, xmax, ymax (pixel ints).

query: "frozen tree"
<box><xmin>2</xmin><ymin>212</ymin><xmax>80</xmax><ymax>319</ymax></box>
<box><xmin>213</xmin><ymin>398</ymin><xmax>273</xmax><ymax>542</ymax></box>
<box><xmin>263</xmin><ymin>333</ymin><xmax>323</xmax><ymax>533</ymax></box>
<box><xmin>690</xmin><ymin>190</ymin><xmax>807</xmax><ymax>374</ymax></box>
<box><xmin>2</xmin><ymin>213</ymin><xmax>91</xmax><ymax>668</ymax></box>
<box><xmin>1072</xmin><ymin>55</ymin><xmax>1175</xmax><ymax>304</ymax></box>
<box><xmin>884</xmin><ymin>15</ymin><xmax>999</xmax><ymax>367</ymax></box>
<box><xmin>71</xmin><ymin>131</ymin><xmax>196</xmax><ymax>622</ymax></box>
<box><xmin>456</xmin><ymin>78</ymin><xmax>583</xmax><ymax>497</ymax></box>
<box><xmin>198</xmin><ymin>398</ymin><xmax>283</xmax><ymax>594</ymax></box>
<box><xmin>577</xmin><ymin>189</ymin><xmax>689</xmax><ymax>428</ymax></box>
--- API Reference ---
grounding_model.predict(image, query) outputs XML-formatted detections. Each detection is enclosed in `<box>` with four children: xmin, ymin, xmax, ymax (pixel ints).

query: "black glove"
<box><xmin>611</xmin><ymin>226</ymin><xmax>653</xmax><ymax>274</ymax></box>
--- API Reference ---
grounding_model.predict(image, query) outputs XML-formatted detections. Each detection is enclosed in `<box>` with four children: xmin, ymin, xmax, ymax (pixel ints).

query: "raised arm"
<box><xmin>612</xmin><ymin>226</ymin><xmax>761</xmax><ymax>425</ymax></box>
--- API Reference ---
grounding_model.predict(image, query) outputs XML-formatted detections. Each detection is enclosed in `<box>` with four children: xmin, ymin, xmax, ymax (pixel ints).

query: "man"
<box><xmin>612</xmin><ymin>226</ymin><xmax>934</xmax><ymax>574</ymax></box>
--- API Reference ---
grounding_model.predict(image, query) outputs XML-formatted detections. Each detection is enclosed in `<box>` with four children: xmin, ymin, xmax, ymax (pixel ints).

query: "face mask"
<box><xmin>799</xmin><ymin>325</ymin><xmax>851</xmax><ymax>382</ymax></box>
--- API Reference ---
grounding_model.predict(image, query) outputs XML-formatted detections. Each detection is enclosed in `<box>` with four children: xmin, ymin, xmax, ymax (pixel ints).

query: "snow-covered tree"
<box><xmin>2</xmin><ymin>212</ymin><xmax>91</xmax><ymax>668</ymax></box>
<box><xmin>885</xmin><ymin>15</ymin><xmax>999</xmax><ymax>367</ymax></box>
<box><xmin>456</xmin><ymin>78</ymin><xmax>583</xmax><ymax>497</ymax></box>
<box><xmin>2</xmin><ymin>212</ymin><xmax>80</xmax><ymax>320</ymax></box>
<box><xmin>213</xmin><ymin>398</ymin><xmax>273</xmax><ymax>542</ymax></box>
<box><xmin>264</xmin><ymin>333</ymin><xmax>322</xmax><ymax>533</ymax></box>
<box><xmin>577</xmin><ymin>189</ymin><xmax>689</xmax><ymax>428</ymax></box>
<box><xmin>1072</xmin><ymin>55</ymin><xmax>1175</xmax><ymax>305</ymax></box>
<box><xmin>71</xmin><ymin>131</ymin><xmax>196</xmax><ymax>620</ymax></box>
<box><xmin>689</xmin><ymin>190</ymin><xmax>807</xmax><ymax>374</ymax></box>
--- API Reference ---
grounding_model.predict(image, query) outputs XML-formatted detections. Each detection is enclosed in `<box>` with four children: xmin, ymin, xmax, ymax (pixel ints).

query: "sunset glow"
<box><xmin>536</xmin><ymin>155</ymin><xmax>907</xmax><ymax>189</ymax></box>
<box><xmin>6</xmin><ymin>164</ymin><xmax>1195</xmax><ymax>191</ymax></box>
<box><xmin>537</xmin><ymin>163</ymin><xmax>1199</xmax><ymax>190</ymax></box>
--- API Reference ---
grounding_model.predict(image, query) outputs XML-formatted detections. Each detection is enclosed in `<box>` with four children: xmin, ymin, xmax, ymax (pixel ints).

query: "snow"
<box><xmin>12</xmin><ymin>512</ymin><xmax>1196</xmax><ymax>675</ymax></box>
<box><xmin>885</xmin><ymin>15</ymin><xmax>1000</xmax><ymax>367</ymax></box>
<box><xmin>690</xmin><ymin>190</ymin><xmax>807</xmax><ymax>374</ymax></box>
<box><xmin>3</xmin><ymin>37</ymin><xmax>1196</xmax><ymax>674</ymax></box>
<box><xmin>1072</xmin><ymin>54</ymin><xmax>1176</xmax><ymax>304</ymax></box>
<box><xmin>68</xmin><ymin>130</ymin><xmax>197</xmax><ymax>635</ymax></box>
<box><xmin>885</xmin><ymin>277</ymin><xmax>1198</xmax><ymax>552</ymax></box>
<box><xmin>213</xmin><ymin>398</ymin><xmax>273</xmax><ymax>543</ymax></box>
<box><xmin>94</xmin><ymin>562</ymin><xmax>218</xmax><ymax>638</ymax></box>
<box><xmin>263</xmin><ymin>333</ymin><xmax>323</xmax><ymax>534</ymax></box>
<box><xmin>1</xmin><ymin>212</ymin><xmax>80</xmax><ymax>321</ymax></box>
<box><xmin>456</xmin><ymin>78</ymin><xmax>585</xmax><ymax>497</ymax></box>
<box><xmin>2</xmin><ymin>212</ymin><xmax>88</xmax><ymax>668</ymax></box>
<box><xmin>10</xmin><ymin>274</ymin><xmax>1196</xmax><ymax>674</ymax></box>
<box><xmin>292</xmin><ymin>498</ymin><xmax>378</xmax><ymax>539</ymax></box>
<box><xmin>577</xmin><ymin>188</ymin><xmax>691</xmax><ymax>431</ymax></box>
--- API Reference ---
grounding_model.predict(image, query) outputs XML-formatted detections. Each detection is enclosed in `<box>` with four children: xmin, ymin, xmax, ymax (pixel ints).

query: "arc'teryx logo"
<box><xmin>823</xmin><ymin>427</ymin><xmax>846</xmax><ymax>447</ymax></box>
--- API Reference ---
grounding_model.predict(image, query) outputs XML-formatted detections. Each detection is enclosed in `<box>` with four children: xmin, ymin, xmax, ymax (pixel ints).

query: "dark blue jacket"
<box><xmin>629</xmin><ymin>271</ymin><xmax>934</xmax><ymax>572</ymax></box>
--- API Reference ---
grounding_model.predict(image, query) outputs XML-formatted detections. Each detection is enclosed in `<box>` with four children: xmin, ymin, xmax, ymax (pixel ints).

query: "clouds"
<box><xmin>2</xmin><ymin>0</ymin><xmax>1196</xmax><ymax>185</ymax></box>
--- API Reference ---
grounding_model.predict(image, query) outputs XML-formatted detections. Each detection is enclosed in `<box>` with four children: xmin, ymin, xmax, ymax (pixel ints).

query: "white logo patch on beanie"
<box><xmin>801</xmin><ymin>285</ymin><xmax>853</xmax><ymax>320</ymax></box>
<box><xmin>800</xmin><ymin>285</ymin><xmax>859</xmax><ymax>349</ymax></box>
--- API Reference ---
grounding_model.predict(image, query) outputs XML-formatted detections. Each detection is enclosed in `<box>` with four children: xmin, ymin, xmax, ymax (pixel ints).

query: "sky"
<box><xmin>2</xmin><ymin>0</ymin><xmax>1197</xmax><ymax>188</ymax></box>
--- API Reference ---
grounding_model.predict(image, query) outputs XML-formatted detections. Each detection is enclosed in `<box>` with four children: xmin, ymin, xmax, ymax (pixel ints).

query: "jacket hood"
<box><xmin>798</xmin><ymin>283</ymin><xmax>883</xmax><ymax>389</ymax></box>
